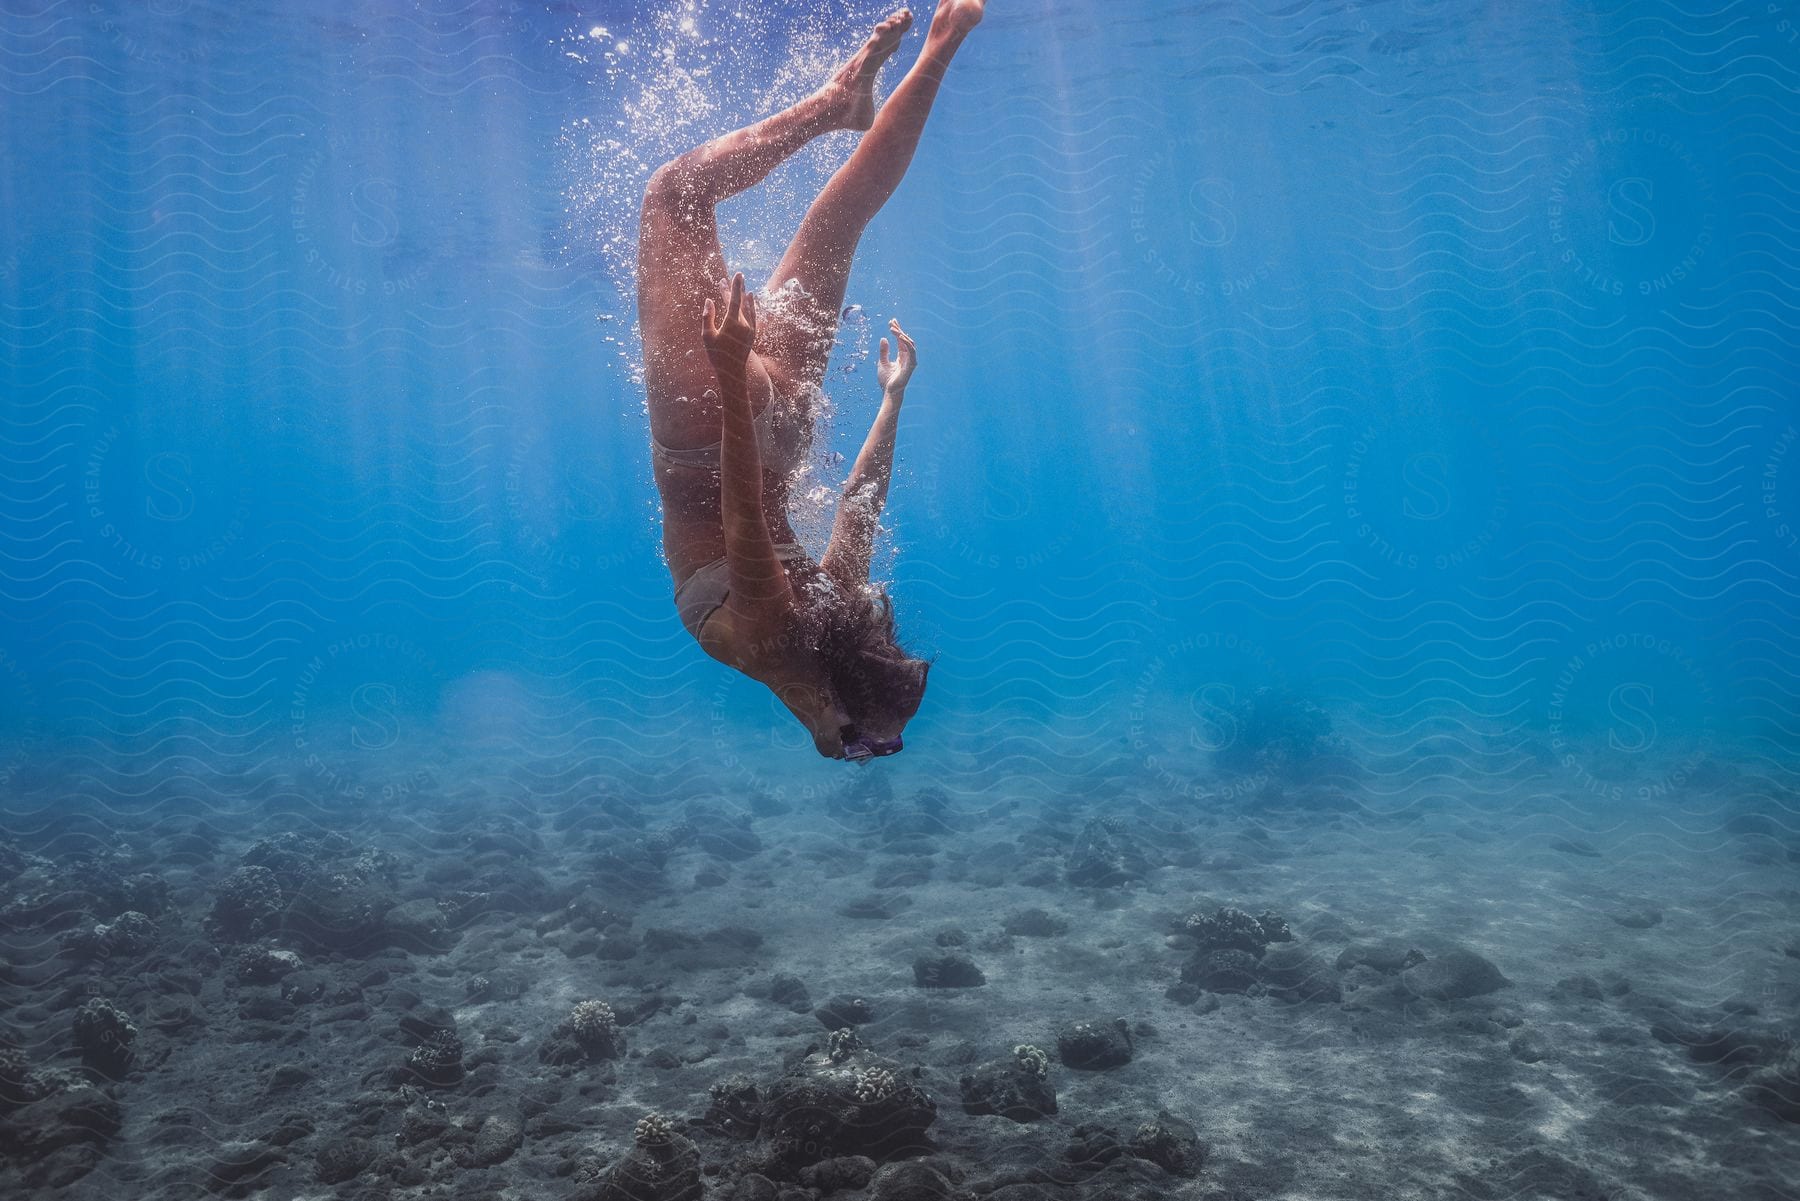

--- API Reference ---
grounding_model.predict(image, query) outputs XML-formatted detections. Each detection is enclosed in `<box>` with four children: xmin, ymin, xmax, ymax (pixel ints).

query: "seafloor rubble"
<box><xmin>0</xmin><ymin>719</ymin><xmax>1797</xmax><ymax>1201</ymax></box>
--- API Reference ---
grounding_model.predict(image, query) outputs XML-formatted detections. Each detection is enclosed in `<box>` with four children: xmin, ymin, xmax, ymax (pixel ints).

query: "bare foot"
<box><xmin>822</xmin><ymin>9</ymin><xmax>913</xmax><ymax>131</ymax></box>
<box><xmin>932</xmin><ymin>0</ymin><xmax>984</xmax><ymax>39</ymax></box>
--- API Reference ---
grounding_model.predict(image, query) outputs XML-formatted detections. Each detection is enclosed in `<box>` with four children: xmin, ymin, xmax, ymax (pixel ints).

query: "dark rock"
<box><xmin>730</xmin><ymin>1174</ymin><xmax>780</xmax><ymax>1201</ymax></box>
<box><xmin>1182</xmin><ymin>906</ymin><xmax>1291</xmax><ymax>955</ymax></box>
<box><xmin>72</xmin><ymin>998</ymin><xmax>136</xmax><ymax>1074</ymax></box>
<box><xmin>460</xmin><ymin>1114</ymin><xmax>522</xmax><ymax>1167</ymax></box>
<box><xmin>1509</xmin><ymin>1029</ymin><xmax>1550</xmax><ymax>1063</ymax></box>
<box><xmin>0</xmin><ymin>1086</ymin><xmax>121</xmax><ymax>1161</ymax></box>
<box><xmin>1066</xmin><ymin>818</ymin><xmax>1151</xmax><ymax>887</ymax></box>
<box><xmin>1001</xmin><ymin>908</ymin><xmax>1068</xmax><ymax>937</ymax></box>
<box><xmin>708</xmin><ymin>925</ymin><xmax>764</xmax><ymax>951</ymax></box>
<box><xmin>384</xmin><ymin>898</ymin><xmax>453</xmax><ymax>950</ymax></box>
<box><xmin>768</xmin><ymin>973</ymin><xmax>811</xmax><ymax>1013</ymax></box>
<box><xmin>60</xmin><ymin>910</ymin><xmax>158</xmax><ymax>960</ymax></box>
<box><xmin>1126</xmin><ymin>1110</ymin><xmax>1202</xmax><ymax>1176</ymax></box>
<box><xmin>816</xmin><ymin>993</ymin><xmax>876</xmax><ymax>1030</ymax></box>
<box><xmin>839</xmin><ymin>893</ymin><xmax>912</xmax><ymax>920</ymax></box>
<box><xmin>867</xmin><ymin>1161</ymin><xmax>953</xmax><ymax>1200</ymax></box>
<box><xmin>1549</xmin><ymin>837</ymin><xmax>1601</xmax><ymax>857</ymax></box>
<box><xmin>597</xmin><ymin>935</ymin><xmax>639</xmax><ymax>960</ymax></box>
<box><xmin>874</xmin><ymin>859</ymin><xmax>932</xmax><ymax>889</ymax></box>
<box><xmin>1257</xmin><ymin>943</ymin><xmax>1342</xmax><ymax>1003</ymax></box>
<box><xmin>588</xmin><ymin>1129</ymin><xmax>702</xmax><ymax>1201</ymax></box>
<box><xmin>1401</xmin><ymin>948</ymin><xmax>1509</xmax><ymax>1001</ymax></box>
<box><xmin>1212</xmin><ymin>685</ymin><xmax>1334</xmax><ymax>773</ymax></box>
<box><xmin>762</xmin><ymin>1047</ymin><xmax>936</xmax><ymax>1168</ymax></box>
<box><xmin>914</xmin><ymin>952</ymin><xmax>985</xmax><ymax>989</ymax></box>
<box><xmin>959</xmin><ymin>1048</ymin><xmax>1057</xmax><ymax>1121</ymax></box>
<box><xmin>403</xmin><ymin>1030</ymin><xmax>465</xmax><ymax>1088</ymax></box>
<box><xmin>282</xmin><ymin>867</ymin><xmax>396</xmax><ymax>954</ymax></box>
<box><xmin>1334</xmin><ymin>940</ymin><xmax>1426</xmax><ymax>974</ymax></box>
<box><xmin>236</xmin><ymin>946</ymin><xmax>303</xmax><ymax>983</ymax></box>
<box><xmin>398</xmin><ymin>1005</ymin><xmax>459</xmax><ymax>1044</ymax></box>
<box><xmin>1064</xmin><ymin>1123</ymin><xmax>1127</xmax><ymax>1172</ymax></box>
<box><xmin>208</xmin><ymin>866</ymin><xmax>285</xmax><ymax>942</ymax></box>
<box><xmin>0</xmin><ymin>1048</ymin><xmax>55</xmax><ymax>1110</ymax></box>
<box><xmin>314</xmin><ymin>1136</ymin><xmax>376</xmax><ymax>1184</ymax></box>
<box><xmin>703</xmin><ymin>1073</ymin><xmax>762</xmax><ymax>1138</ymax></box>
<box><xmin>689</xmin><ymin>809</ymin><xmax>764</xmax><ymax>861</ymax></box>
<box><xmin>1164</xmin><ymin>981</ymin><xmax>1202</xmax><ymax>1005</ymax></box>
<box><xmin>267</xmin><ymin>1064</ymin><xmax>312</xmax><ymax>1090</ymax></box>
<box><xmin>799</xmin><ymin>1156</ymin><xmax>878</xmax><ymax>1192</ymax></box>
<box><xmin>1057</xmin><ymin>1018</ymin><xmax>1133</xmax><ymax>1070</ymax></box>
<box><xmin>203</xmin><ymin>1140</ymin><xmax>286</xmax><ymax>1194</ymax></box>
<box><xmin>1551</xmin><ymin>975</ymin><xmax>1605</xmax><ymax>1002</ymax></box>
<box><xmin>1611</xmin><ymin>906</ymin><xmax>1662</xmax><ymax>929</ymax></box>
<box><xmin>1743</xmin><ymin>1047</ymin><xmax>1800</xmax><ymax>1122</ymax></box>
<box><xmin>1182</xmin><ymin>948</ymin><xmax>1260</xmax><ymax>994</ymax></box>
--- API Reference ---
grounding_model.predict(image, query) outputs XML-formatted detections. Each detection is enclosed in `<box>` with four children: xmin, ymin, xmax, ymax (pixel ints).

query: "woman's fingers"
<box><xmin>879</xmin><ymin>337</ymin><xmax>891</xmax><ymax>368</ymax></box>
<box><xmin>727</xmin><ymin>272</ymin><xmax>746</xmax><ymax>321</ymax></box>
<box><xmin>702</xmin><ymin>298</ymin><xmax>717</xmax><ymax>341</ymax></box>
<box><xmin>742</xmin><ymin>288</ymin><xmax>757</xmax><ymax>332</ymax></box>
<box><xmin>889</xmin><ymin>319</ymin><xmax>915</xmax><ymax>357</ymax></box>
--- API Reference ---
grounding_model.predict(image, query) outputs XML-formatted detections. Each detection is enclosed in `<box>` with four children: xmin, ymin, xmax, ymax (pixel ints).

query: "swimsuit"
<box><xmin>650</xmin><ymin>393</ymin><xmax>811</xmax><ymax>476</ymax></box>
<box><xmin>653</xmin><ymin>398</ymin><xmax>813</xmax><ymax>638</ymax></box>
<box><xmin>672</xmin><ymin>542</ymin><xmax>813</xmax><ymax>639</ymax></box>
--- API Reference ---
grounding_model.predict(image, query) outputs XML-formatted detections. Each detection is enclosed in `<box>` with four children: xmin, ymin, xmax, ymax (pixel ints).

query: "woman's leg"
<box><xmin>638</xmin><ymin>11</ymin><xmax>915</xmax><ymax>396</ymax></box>
<box><xmin>760</xmin><ymin>0</ymin><xmax>985</xmax><ymax>388</ymax></box>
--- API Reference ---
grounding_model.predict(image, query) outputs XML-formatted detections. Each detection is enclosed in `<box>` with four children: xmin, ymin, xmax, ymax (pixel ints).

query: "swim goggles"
<box><xmin>840</xmin><ymin>724</ymin><xmax>903</xmax><ymax>763</ymax></box>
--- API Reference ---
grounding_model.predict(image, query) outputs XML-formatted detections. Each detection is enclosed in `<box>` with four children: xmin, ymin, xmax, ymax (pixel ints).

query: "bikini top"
<box><xmin>651</xmin><ymin>394</ymin><xmax>811</xmax><ymax>477</ymax></box>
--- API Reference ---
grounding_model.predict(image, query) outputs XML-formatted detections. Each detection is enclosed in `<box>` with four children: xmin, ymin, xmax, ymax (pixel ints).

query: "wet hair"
<box><xmin>811</xmin><ymin>583</ymin><xmax>930</xmax><ymax>735</ymax></box>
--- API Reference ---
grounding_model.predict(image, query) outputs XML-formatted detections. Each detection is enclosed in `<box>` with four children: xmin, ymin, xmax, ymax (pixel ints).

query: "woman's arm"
<box><xmin>823</xmin><ymin>320</ymin><xmax>915</xmax><ymax>587</ymax></box>
<box><xmin>703</xmin><ymin>274</ymin><xmax>794</xmax><ymax>624</ymax></box>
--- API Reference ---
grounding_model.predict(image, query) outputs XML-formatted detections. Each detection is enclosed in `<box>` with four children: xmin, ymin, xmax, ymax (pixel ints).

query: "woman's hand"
<box><xmin>876</xmin><ymin>318</ymin><xmax>916</xmax><ymax>396</ymax></box>
<box><xmin>702</xmin><ymin>273</ymin><xmax>758</xmax><ymax>373</ymax></box>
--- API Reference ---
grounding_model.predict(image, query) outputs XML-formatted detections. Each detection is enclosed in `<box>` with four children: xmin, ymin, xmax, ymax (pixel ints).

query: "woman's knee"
<box><xmin>645</xmin><ymin>155</ymin><xmax>711</xmax><ymax>211</ymax></box>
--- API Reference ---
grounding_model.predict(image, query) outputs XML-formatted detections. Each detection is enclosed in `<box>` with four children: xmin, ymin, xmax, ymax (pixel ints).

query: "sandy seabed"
<box><xmin>0</xmin><ymin>722</ymin><xmax>1796</xmax><ymax>1201</ymax></box>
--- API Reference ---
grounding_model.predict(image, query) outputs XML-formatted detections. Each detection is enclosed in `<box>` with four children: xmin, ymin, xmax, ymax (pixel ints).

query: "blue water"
<box><xmin>1</xmin><ymin>0</ymin><xmax>1797</xmax><ymax>808</ymax></box>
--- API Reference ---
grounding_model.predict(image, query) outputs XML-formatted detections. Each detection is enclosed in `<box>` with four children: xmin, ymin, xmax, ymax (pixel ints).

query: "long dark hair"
<box><xmin>811</xmin><ymin>583</ymin><xmax>930</xmax><ymax>733</ymax></box>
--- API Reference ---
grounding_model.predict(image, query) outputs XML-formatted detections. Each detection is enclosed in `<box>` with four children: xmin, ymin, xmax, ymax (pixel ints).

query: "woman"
<box><xmin>637</xmin><ymin>1</ymin><xmax>985</xmax><ymax>760</ymax></box>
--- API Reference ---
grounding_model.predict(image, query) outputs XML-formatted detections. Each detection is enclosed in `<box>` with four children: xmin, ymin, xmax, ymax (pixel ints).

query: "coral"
<box><xmin>1128</xmin><ymin>1111</ymin><xmax>1204</xmax><ymax>1176</ymax></box>
<box><xmin>634</xmin><ymin>1111</ymin><xmax>674</xmax><ymax>1147</ymax></box>
<box><xmin>827</xmin><ymin>1027</ymin><xmax>863</xmax><ymax>1063</ymax></box>
<box><xmin>60</xmin><ymin>910</ymin><xmax>158</xmax><ymax>960</ymax></box>
<box><xmin>852</xmin><ymin>1067</ymin><xmax>896</xmax><ymax>1103</ymax></box>
<box><xmin>709</xmin><ymin>1073</ymin><xmax>755</xmax><ymax>1100</ymax></box>
<box><xmin>209</xmin><ymin>865</ymin><xmax>286</xmax><ymax>941</ymax></box>
<box><xmin>763</xmin><ymin>1051</ymin><xmax>937</xmax><ymax>1168</ymax></box>
<box><xmin>569</xmin><ymin>1000</ymin><xmax>620</xmax><ymax>1051</ymax></box>
<box><xmin>407</xmin><ymin>1030</ymin><xmax>464</xmax><ymax>1088</ymax></box>
<box><xmin>1013</xmin><ymin>1044</ymin><xmax>1050</xmax><ymax>1079</ymax></box>
<box><xmin>961</xmin><ymin>1048</ymin><xmax>1059</xmax><ymax>1123</ymax></box>
<box><xmin>0</xmin><ymin>1047</ymin><xmax>57</xmax><ymax>1110</ymax></box>
<box><xmin>72</xmin><ymin>998</ymin><xmax>137</xmax><ymax>1072</ymax></box>
<box><xmin>704</xmin><ymin>1073</ymin><xmax>762</xmax><ymax>1139</ymax></box>
<box><xmin>540</xmin><ymin>998</ymin><xmax>624</xmax><ymax>1067</ymax></box>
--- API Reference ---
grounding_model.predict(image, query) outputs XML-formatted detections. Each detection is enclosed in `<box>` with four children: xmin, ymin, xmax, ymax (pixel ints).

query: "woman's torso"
<box><xmin>647</xmin><ymin>351</ymin><xmax>813</xmax><ymax>587</ymax></box>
